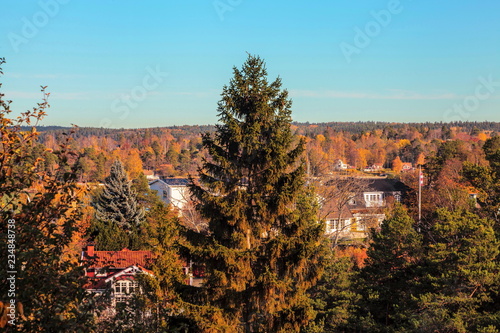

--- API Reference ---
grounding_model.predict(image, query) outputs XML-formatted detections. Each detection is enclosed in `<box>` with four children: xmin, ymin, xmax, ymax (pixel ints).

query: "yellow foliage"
<box><xmin>316</xmin><ymin>134</ymin><xmax>326</xmax><ymax>142</ymax></box>
<box><xmin>125</xmin><ymin>148</ymin><xmax>143</xmax><ymax>179</ymax></box>
<box><xmin>477</xmin><ymin>132</ymin><xmax>488</xmax><ymax>141</ymax></box>
<box><xmin>398</xmin><ymin>139</ymin><xmax>411</xmax><ymax>148</ymax></box>
<box><xmin>416</xmin><ymin>153</ymin><xmax>426</xmax><ymax>166</ymax></box>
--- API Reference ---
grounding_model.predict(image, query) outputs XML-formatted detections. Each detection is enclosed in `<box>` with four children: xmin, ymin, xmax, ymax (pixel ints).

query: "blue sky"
<box><xmin>1</xmin><ymin>1</ymin><xmax>499</xmax><ymax>128</ymax></box>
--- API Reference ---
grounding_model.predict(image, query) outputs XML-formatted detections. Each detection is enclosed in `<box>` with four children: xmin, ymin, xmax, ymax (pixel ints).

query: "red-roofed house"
<box><xmin>82</xmin><ymin>245</ymin><xmax>155</xmax><ymax>306</ymax></box>
<box><xmin>402</xmin><ymin>163</ymin><xmax>413</xmax><ymax>172</ymax></box>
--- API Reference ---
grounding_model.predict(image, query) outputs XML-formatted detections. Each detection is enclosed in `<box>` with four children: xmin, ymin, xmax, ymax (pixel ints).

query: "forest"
<box><xmin>28</xmin><ymin>119</ymin><xmax>500</xmax><ymax>182</ymax></box>
<box><xmin>1</xmin><ymin>56</ymin><xmax>500</xmax><ymax>332</ymax></box>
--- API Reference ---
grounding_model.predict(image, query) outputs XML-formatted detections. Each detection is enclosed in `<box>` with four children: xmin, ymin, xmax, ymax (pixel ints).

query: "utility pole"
<box><xmin>418</xmin><ymin>164</ymin><xmax>423</xmax><ymax>224</ymax></box>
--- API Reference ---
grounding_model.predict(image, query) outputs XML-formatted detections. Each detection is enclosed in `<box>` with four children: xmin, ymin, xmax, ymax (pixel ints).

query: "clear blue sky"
<box><xmin>1</xmin><ymin>1</ymin><xmax>499</xmax><ymax>128</ymax></box>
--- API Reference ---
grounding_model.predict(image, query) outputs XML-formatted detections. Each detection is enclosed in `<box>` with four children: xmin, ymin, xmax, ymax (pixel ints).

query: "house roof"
<box><xmin>149</xmin><ymin>179</ymin><xmax>167</xmax><ymax>187</ymax></box>
<box><xmin>161</xmin><ymin>177</ymin><xmax>190</xmax><ymax>186</ymax></box>
<box><xmin>83</xmin><ymin>248</ymin><xmax>155</xmax><ymax>269</ymax></box>
<box><xmin>104</xmin><ymin>265</ymin><xmax>154</xmax><ymax>283</ymax></box>
<box><xmin>323</xmin><ymin>203</ymin><xmax>354</xmax><ymax>220</ymax></box>
<box><xmin>149</xmin><ymin>178</ymin><xmax>190</xmax><ymax>188</ymax></box>
<box><xmin>85</xmin><ymin>265</ymin><xmax>154</xmax><ymax>290</ymax></box>
<box><xmin>365</xmin><ymin>179</ymin><xmax>407</xmax><ymax>192</ymax></box>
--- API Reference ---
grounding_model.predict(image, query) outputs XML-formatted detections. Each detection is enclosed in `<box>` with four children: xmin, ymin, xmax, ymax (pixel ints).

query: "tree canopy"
<box><xmin>182</xmin><ymin>55</ymin><xmax>326</xmax><ymax>332</ymax></box>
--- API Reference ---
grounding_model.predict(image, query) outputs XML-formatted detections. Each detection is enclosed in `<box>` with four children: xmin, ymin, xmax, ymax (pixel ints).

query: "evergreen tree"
<box><xmin>358</xmin><ymin>206</ymin><xmax>500</xmax><ymax>332</ymax></box>
<box><xmin>93</xmin><ymin>160</ymin><xmax>145</xmax><ymax>250</ymax></box>
<box><xmin>464</xmin><ymin>137</ymin><xmax>500</xmax><ymax>225</ymax></box>
<box><xmin>483</xmin><ymin>136</ymin><xmax>500</xmax><ymax>174</ymax></box>
<box><xmin>409</xmin><ymin>209</ymin><xmax>499</xmax><ymax>332</ymax></box>
<box><xmin>182</xmin><ymin>55</ymin><xmax>326</xmax><ymax>332</ymax></box>
<box><xmin>304</xmin><ymin>250</ymin><xmax>360</xmax><ymax>333</ymax></box>
<box><xmin>358</xmin><ymin>204</ymin><xmax>423</xmax><ymax>332</ymax></box>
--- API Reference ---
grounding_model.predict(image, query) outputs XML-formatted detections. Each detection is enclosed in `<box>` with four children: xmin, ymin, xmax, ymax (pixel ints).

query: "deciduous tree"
<box><xmin>0</xmin><ymin>58</ymin><xmax>95</xmax><ymax>332</ymax></box>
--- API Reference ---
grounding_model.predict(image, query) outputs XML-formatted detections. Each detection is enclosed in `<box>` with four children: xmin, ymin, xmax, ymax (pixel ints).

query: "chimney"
<box><xmin>87</xmin><ymin>244</ymin><xmax>94</xmax><ymax>257</ymax></box>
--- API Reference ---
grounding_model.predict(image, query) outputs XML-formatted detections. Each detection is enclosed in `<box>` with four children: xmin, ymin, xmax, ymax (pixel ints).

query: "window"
<box><xmin>115</xmin><ymin>280</ymin><xmax>125</xmax><ymax>294</ymax></box>
<box><xmin>113</xmin><ymin>279</ymin><xmax>140</xmax><ymax>303</ymax></box>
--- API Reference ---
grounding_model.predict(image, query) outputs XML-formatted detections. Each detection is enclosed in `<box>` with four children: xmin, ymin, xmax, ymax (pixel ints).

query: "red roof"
<box><xmin>83</xmin><ymin>247</ymin><xmax>155</xmax><ymax>269</ymax></box>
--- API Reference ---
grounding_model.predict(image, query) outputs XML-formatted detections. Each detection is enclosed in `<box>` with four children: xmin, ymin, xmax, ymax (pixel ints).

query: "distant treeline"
<box><xmin>293</xmin><ymin>120</ymin><xmax>500</xmax><ymax>135</ymax></box>
<box><xmin>27</xmin><ymin>120</ymin><xmax>500</xmax><ymax>138</ymax></box>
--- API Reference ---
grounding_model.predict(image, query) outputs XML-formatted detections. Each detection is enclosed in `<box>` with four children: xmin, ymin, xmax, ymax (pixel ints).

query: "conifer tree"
<box><xmin>183</xmin><ymin>55</ymin><xmax>326</xmax><ymax>332</ymax></box>
<box><xmin>359</xmin><ymin>204</ymin><xmax>423</xmax><ymax>332</ymax></box>
<box><xmin>463</xmin><ymin>136</ymin><xmax>500</xmax><ymax>225</ymax></box>
<box><xmin>92</xmin><ymin>160</ymin><xmax>145</xmax><ymax>250</ymax></box>
<box><xmin>304</xmin><ymin>252</ymin><xmax>360</xmax><ymax>333</ymax></box>
<box><xmin>409</xmin><ymin>209</ymin><xmax>499</xmax><ymax>332</ymax></box>
<box><xmin>94</xmin><ymin>160</ymin><xmax>144</xmax><ymax>230</ymax></box>
<box><xmin>358</xmin><ymin>206</ymin><xmax>500</xmax><ymax>332</ymax></box>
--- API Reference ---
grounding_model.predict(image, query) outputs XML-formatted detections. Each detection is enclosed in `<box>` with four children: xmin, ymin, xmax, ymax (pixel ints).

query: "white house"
<box><xmin>334</xmin><ymin>159</ymin><xmax>349</xmax><ymax>170</ymax></box>
<box><xmin>149</xmin><ymin>178</ymin><xmax>190</xmax><ymax>211</ymax></box>
<box><xmin>322</xmin><ymin>178</ymin><xmax>406</xmax><ymax>240</ymax></box>
<box><xmin>362</xmin><ymin>178</ymin><xmax>404</xmax><ymax>208</ymax></box>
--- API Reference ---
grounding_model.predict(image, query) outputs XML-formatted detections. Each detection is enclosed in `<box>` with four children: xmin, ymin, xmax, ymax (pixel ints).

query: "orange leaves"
<box><xmin>392</xmin><ymin>156</ymin><xmax>403</xmax><ymax>173</ymax></box>
<box><xmin>0</xmin><ymin>301</ymin><xmax>27</xmax><ymax>328</ymax></box>
<box><xmin>337</xmin><ymin>247</ymin><xmax>368</xmax><ymax>268</ymax></box>
<box><xmin>477</xmin><ymin>132</ymin><xmax>488</xmax><ymax>142</ymax></box>
<box><xmin>416</xmin><ymin>153</ymin><xmax>426</xmax><ymax>166</ymax></box>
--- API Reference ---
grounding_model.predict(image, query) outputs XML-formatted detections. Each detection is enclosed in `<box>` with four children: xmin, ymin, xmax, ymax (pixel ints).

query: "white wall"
<box><xmin>150</xmin><ymin>181</ymin><xmax>167</xmax><ymax>203</ymax></box>
<box><xmin>167</xmin><ymin>185</ymin><xmax>189</xmax><ymax>210</ymax></box>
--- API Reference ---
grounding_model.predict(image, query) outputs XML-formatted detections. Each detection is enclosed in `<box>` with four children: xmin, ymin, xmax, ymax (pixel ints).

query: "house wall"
<box><xmin>149</xmin><ymin>180</ymin><xmax>190</xmax><ymax>210</ymax></box>
<box><xmin>150</xmin><ymin>181</ymin><xmax>167</xmax><ymax>202</ymax></box>
<box><xmin>325</xmin><ymin>218</ymin><xmax>352</xmax><ymax>234</ymax></box>
<box><xmin>166</xmin><ymin>185</ymin><xmax>189</xmax><ymax>210</ymax></box>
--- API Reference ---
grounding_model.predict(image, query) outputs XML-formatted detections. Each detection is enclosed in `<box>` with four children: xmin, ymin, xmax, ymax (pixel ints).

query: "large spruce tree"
<box><xmin>93</xmin><ymin>160</ymin><xmax>145</xmax><ymax>250</ymax></box>
<box><xmin>95</xmin><ymin>159</ymin><xmax>144</xmax><ymax>229</ymax></box>
<box><xmin>183</xmin><ymin>55</ymin><xmax>326</xmax><ymax>332</ymax></box>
